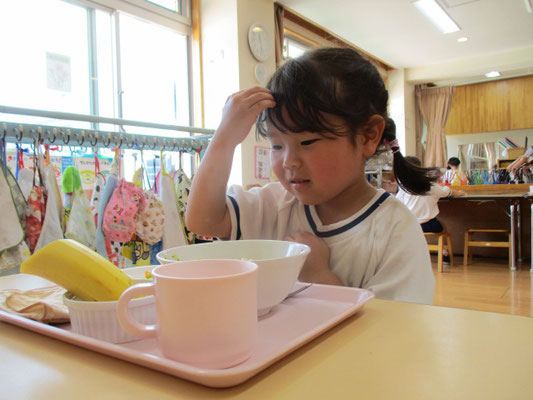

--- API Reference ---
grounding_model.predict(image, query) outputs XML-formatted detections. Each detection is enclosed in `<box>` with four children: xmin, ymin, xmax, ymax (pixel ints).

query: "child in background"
<box><xmin>442</xmin><ymin>156</ymin><xmax>461</xmax><ymax>185</ymax></box>
<box><xmin>396</xmin><ymin>157</ymin><xmax>466</xmax><ymax>263</ymax></box>
<box><xmin>185</xmin><ymin>47</ymin><xmax>440</xmax><ymax>304</ymax></box>
<box><xmin>506</xmin><ymin>146</ymin><xmax>533</xmax><ymax>171</ymax></box>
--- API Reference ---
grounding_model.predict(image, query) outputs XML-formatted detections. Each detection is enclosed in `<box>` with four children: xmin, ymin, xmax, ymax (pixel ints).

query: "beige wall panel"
<box><xmin>446</xmin><ymin>75</ymin><xmax>533</xmax><ymax>135</ymax></box>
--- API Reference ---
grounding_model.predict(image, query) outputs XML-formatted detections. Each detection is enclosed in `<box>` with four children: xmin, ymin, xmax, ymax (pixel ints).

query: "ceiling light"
<box><xmin>485</xmin><ymin>71</ymin><xmax>501</xmax><ymax>78</ymax></box>
<box><xmin>413</xmin><ymin>0</ymin><xmax>461</xmax><ymax>34</ymax></box>
<box><xmin>457</xmin><ymin>37</ymin><xmax>468</xmax><ymax>42</ymax></box>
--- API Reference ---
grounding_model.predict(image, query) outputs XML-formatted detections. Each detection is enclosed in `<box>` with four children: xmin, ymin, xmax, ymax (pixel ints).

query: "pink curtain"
<box><xmin>416</xmin><ymin>86</ymin><xmax>455</xmax><ymax>168</ymax></box>
<box><xmin>274</xmin><ymin>3</ymin><xmax>285</xmax><ymax>68</ymax></box>
<box><xmin>414</xmin><ymin>85</ymin><xmax>425</xmax><ymax>162</ymax></box>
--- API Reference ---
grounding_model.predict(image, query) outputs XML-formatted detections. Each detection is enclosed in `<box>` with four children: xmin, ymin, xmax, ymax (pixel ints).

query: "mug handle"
<box><xmin>117</xmin><ymin>283</ymin><xmax>157</xmax><ymax>339</ymax></box>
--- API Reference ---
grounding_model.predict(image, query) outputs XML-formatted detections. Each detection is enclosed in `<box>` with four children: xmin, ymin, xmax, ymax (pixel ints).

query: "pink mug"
<box><xmin>117</xmin><ymin>260</ymin><xmax>258</xmax><ymax>369</ymax></box>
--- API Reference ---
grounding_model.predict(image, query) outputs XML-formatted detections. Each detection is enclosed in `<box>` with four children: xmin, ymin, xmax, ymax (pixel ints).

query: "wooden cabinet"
<box><xmin>497</xmin><ymin>158</ymin><xmax>515</xmax><ymax>169</ymax></box>
<box><xmin>445</xmin><ymin>75</ymin><xmax>533</xmax><ymax>135</ymax></box>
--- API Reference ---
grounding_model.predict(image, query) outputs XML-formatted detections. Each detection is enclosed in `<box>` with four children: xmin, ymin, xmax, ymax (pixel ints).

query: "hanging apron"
<box><xmin>159</xmin><ymin>161</ymin><xmax>187</xmax><ymax>250</ymax></box>
<box><xmin>64</xmin><ymin>168</ymin><xmax>97</xmax><ymax>249</ymax></box>
<box><xmin>90</xmin><ymin>151</ymin><xmax>106</xmax><ymax>226</ymax></box>
<box><xmin>24</xmin><ymin>163</ymin><xmax>47</xmax><ymax>254</ymax></box>
<box><xmin>34</xmin><ymin>162</ymin><xmax>64</xmax><ymax>252</ymax></box>
<box><xmin>173</xmin><ymin>167</ymin><xmax>194</xmax><ymax>244</ymax></box>
<box><xmin>0</xmin><ymin>163</ymin><xmax>27</xmax><ymax>274</ymax></box>
<box><xmin>4</xmin><ymin>164</ymin><xmax>27</xmax><ymax>222</ymax></box>
<box><xmin>17</xmin><ymin>168</ymin><xmax>34</xmax><ymax>200</ymax></box>
<box><xmin>95</xmin><ymin>165</ymin><xmax>121</xmax><ymax>266</ymax></box>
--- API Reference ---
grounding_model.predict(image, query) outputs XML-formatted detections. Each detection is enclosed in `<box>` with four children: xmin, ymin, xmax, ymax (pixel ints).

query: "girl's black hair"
<box><xmin>256</xmin><ymin>47</ymin><xmax>439</xmax><ymax>195</ymax></box>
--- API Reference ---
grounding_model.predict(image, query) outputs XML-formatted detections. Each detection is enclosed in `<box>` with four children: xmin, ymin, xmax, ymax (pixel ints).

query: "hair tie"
<box><xmin>384</xmin><ymin>138</ymin><xmax>400</xmax><ymax>154</ymax></box>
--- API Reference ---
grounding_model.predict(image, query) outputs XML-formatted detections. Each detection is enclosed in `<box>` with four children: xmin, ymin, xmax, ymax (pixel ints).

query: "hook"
<box><xmin>47</xmin><ymin>129</ymin><xmax>56</xmax><ymax>144</ymax></box>
<box><xmin>126</xmin><ymin>135</ymin><xmax>135</xmax><ymax>149</ymax></box>
<box><xmin>103</xmin><ymin>133</ymin><xmax>111</xmax><ymax>147</ymax></box>
<box><xmin>140</xmin><ymin>137</ymin><xmax>146</xmax><ymax>151</ymax></box>
<box><xmin>117</xmin><ymin>134</ymin><xmax>124</xmax><ymax>148</ymax></box>
<box><xmin>16</xmin><ymin>125</ymin><xmax>24</xmax><ymax>142</ymax></box>
<box><xmin>37</xmin><ymin>127</ymin><xmax>43</xmax><ymax>144</ymax></box>
<box><xmin>90</xmin><ymin>132</ymin><xmax>98</xmax><ymax>147</ymax></box>
<box><xmin>170</xmin><ymin>139</ymin><xmax>177</xmax><ymax>152</ymax></box>
<box><xmin>150</xmin><ymin>137</ymin><xmax>157</xmax><ymax>150</ymax></box>
<box><xmin>61</xmin><ymin>129</ymin><xmax>70</xmax><ymax>145</ymax></box>
<box><xmin>160</xmin><ymin>138</ymin><xmax>166</xmax><ymax>152</ymax></box>
<box><xmin>77</xmin><ymin>131</ymin><xmax>85</xmax><ymax>146</ymax></box>
<box><xmin>1</xmin><ymin>123</ymin><xmax>6</xmax><ymax>140</ymax></box>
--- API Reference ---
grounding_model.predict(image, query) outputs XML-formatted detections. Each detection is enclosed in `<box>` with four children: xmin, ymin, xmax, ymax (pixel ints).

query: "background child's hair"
<box><xmin>256</xmin><ymin>46</ymin><xmax>439</xmax><ymax>195</ymax></box>
<box><xmin>447</xmin><ymin>157</ymin><xmax>461</xmax><ymax>169</ymax></box>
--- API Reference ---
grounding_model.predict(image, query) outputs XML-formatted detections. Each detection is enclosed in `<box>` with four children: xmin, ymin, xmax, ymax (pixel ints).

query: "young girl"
<box><xmin>186</xmin><ymin>47</ymin><xmax>439</xmax><ymax>304</ymax></box>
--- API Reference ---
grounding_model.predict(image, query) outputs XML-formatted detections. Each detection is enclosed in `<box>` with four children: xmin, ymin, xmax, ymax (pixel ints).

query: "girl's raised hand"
<box><xmin>213</xmin><ymin>87</ymin><xmax>275</xmax><ymax>148</ymax></box>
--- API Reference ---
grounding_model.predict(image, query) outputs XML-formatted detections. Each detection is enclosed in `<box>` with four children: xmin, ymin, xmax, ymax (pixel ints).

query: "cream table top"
<box><xmin>1</xmin><ymin>299</ymin><xmax>531</xmax><ymax>400</ymax></box>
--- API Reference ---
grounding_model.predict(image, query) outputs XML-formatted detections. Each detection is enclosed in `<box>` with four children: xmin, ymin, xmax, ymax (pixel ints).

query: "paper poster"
<box><xmin>254</xmin><ymin>146</ymin><xmax>271</xmax><ymax>180</ymax></box>
<box><xmin>6</xmin><ymin>152</ymin><xmax>112</xmax><ymax>194</ymax></box>
<box><xmin>46</xmin><ymin>52</ymin><xmax>72</xmax><ymax>92</ymax></box>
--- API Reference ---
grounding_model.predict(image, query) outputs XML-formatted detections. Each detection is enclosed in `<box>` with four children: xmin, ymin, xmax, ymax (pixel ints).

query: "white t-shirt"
<box><xmin>441</xmin><ymin>169</ymin><xmax>459</xmax><ymax>185</ymax></box>
<box><xmin>226</xmin><ymin>182</ymin><xmax>435</xmax><ymax>304</ymax></box>
<box><xmin>396</xmin><ymin>183</ymin><xmax>451</xmax><ymax>224</ymax></box>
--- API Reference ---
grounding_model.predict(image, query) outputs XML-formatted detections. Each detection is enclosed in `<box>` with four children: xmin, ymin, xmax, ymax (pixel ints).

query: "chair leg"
<box><xmin>437</xmin><ymin>234</ymin><xmax>444</xmax><ymax>273</ymax></box>
<box><xmin>508</xmin><ymin>232</ymin><xmax>512</xmax><ymax>268</ymax></box>
<box><xmin>463</xmin><ymin>231</ymin><xmax>469</xmax><ymax>266</ymax></box>
<box><xmin>446</xmin><ymin>234</ymin><xmax>454</xmax><ymax>268</ymax></box>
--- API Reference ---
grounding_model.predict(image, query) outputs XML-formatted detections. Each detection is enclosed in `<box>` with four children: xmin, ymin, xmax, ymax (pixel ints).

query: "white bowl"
<box><xmin>63</xmin><ymin>292</ymin><xmax>156</xmax><ymax>344</ymax></box>
<box><xmin>123</xmin><ymin>265</ymin><xmax>157</xmax><ymax>283</ymax></box>
<box><xmin>156</xmin><ymin>240</ymin><xmax>311</xmax><ymax>317</ymax></box>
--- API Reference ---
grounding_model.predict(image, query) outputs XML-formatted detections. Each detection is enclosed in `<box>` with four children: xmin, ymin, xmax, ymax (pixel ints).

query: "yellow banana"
<box><xmin>21</xmin><ymin>239</ymin><xmax>135</xmax><ymax>301</ymax></box>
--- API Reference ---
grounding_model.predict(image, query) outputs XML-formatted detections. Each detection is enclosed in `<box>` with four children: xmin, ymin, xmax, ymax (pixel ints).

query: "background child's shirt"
<box><xmin>226</xmin><ymin>182</ymin><xmax>435</xmax><ymax>305</ymax></box>
<box><xmin>396</xmin><ymin>183</ymin><xmax>451</xmax><ymax>224</ymax></box>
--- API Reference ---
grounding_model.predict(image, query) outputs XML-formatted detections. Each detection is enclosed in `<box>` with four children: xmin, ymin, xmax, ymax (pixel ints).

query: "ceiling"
<box><xmin>278</xmin><ymin>0</ymin><xmax>533</xmax><ymax>86</ymax></box>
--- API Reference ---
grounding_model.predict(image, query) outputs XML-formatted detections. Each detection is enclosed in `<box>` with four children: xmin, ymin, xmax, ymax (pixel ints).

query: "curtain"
<box><xmin>414</xmin><ymin>84</ymin><xmax>425</xmax><ymax>162</ymax></box>
<box><xmin>484</xmin><ymin>142</ymin><xmax>497</xmax><ymax>169</ymax></box>
<box><xmin>274</xmin><ymin>3</ymin><xmax>285</xmax><ymax>68</ymax></box>
<box><xmin>416</xmin><ymin>86</ymin><xmax>455</xmax><ymax>168</ymax></box>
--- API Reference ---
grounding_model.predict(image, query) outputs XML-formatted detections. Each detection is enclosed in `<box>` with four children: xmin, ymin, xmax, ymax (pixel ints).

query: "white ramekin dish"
<box><xmin>63</xmin><ymin>292</ymin><xmax>155</xmax><ymax>344</ymax></box>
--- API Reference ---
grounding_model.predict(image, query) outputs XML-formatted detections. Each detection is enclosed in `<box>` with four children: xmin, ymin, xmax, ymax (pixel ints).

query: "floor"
<box><xmin>431</xmin><ymin>255</ymin><xmax>532</xmax><ymax>317</ymax></box>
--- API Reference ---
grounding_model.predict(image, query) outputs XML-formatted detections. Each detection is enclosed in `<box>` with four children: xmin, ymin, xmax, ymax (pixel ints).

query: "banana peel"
<box><xmin>21</xmin><ymin>239</ymin><xmax>135</xmax><ymax>301</ymax></box>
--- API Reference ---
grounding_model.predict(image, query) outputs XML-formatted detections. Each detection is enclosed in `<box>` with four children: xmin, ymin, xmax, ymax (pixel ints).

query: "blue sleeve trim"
<box><xmin>227</xmin><ymin>195</ymin><xmax>242</xmax><ymax>240</ymax></box>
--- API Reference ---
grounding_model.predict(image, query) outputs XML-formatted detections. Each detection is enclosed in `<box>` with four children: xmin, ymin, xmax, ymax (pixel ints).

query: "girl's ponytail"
<box><xmin>382</xmin><ymin>117</ymin><xmax>440</xmax><ymax>195</ymax></box>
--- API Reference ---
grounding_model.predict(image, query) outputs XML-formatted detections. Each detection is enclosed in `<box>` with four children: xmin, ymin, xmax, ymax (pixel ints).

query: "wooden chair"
<box><xmin>463</xmin><ymin>229</ymin><xmax>511</xmax><ymax>267</ymax></box>
<box><xmin>424</xmin><ymin>231</ymin><xmax>453</xmax><ymax>273</ymax></box>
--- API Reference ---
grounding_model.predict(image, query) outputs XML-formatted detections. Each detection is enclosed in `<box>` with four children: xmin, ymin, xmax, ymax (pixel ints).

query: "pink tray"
<box><xmin>0</xmin><ymin>274</ymin><xmax>374</xmax><ymax>388</ymax></box>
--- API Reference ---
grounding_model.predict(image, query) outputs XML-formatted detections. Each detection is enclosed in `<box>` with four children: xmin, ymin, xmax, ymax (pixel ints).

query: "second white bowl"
<box><xmin>156</xmin><ymin>240</ymin><xmax>311</xmax><ymax>317</ymax></box>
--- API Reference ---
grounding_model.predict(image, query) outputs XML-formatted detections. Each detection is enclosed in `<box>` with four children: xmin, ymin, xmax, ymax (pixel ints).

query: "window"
<box><xmin>0</xmin><ymin>0</ymin><xmax>192</xmax><ymax>135</ymax></box>
<box><xmin>282</xmin><ymin>29</ymin><xmax>315</xmax><ymax>60</ymax></box>
<box><xmin>283</xmin><ymin>36</ymin><xmax>309</xmax><ymax>59</ymax></box>
<box><xmin>0</xmin><ymin>0</ymin><xmax>194</xmax><ymax>187</ymax></box>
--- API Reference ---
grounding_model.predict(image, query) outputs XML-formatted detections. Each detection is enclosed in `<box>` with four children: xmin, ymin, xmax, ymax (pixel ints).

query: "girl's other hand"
<box><xmin>214</xmin><ymin>87</ymin><xmax>275</xmax><ymax>148</ymax></box>
<box><xmin>284</xmin><ymin>232</ymin><xmax>342</xmax><ymax>286</ymax></box>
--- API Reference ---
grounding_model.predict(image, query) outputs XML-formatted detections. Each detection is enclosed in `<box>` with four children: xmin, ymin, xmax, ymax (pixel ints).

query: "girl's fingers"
<box><xmin>244</xmin><ymin>91</ymin><xmax>275</xmax><ymax>108</ymax></box>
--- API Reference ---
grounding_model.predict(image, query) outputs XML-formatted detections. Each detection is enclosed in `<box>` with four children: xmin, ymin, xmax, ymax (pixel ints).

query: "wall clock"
<box><xmin>254</xmin><ymin>63</ymin><xmax>267</xmax><ymax>84</ymax></box>
<box><xmin>248</xmin><ymin>23</ymin><xmax>271</xmax><ymax>62</ymax></box>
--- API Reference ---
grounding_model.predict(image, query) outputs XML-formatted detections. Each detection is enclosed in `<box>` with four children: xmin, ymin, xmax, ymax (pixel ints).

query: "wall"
<box><xmin>445</xmin><ymin>75</ymin><xmax>533</xmax><ymax>135</ymax></box>
<box><xmin>388</xmin><ymin>69</ymin><xmax>417</xmax><ymax>156</ymax></box>
<box><xmin>200</xmin><ymin>0</ymin><xmax>275</xmax><ymax>188</ymax></box>
<box><xmin>236</xmin><ymin>0</ymin><xmax>276</xmax><ymax>189</ymax></box>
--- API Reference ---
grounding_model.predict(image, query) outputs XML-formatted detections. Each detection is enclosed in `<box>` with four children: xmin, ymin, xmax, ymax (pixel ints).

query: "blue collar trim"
<box><xmin>304</xmin><ymin>192</ymin><xmax>391</xmax><ymax>238</ymax></box>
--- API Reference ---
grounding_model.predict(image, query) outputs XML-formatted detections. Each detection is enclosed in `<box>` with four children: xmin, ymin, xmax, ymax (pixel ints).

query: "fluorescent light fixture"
<box><xmin>457</xmin><ymin>37</ymin><xmax>468</xmax><ymax>42</ymax></box>
<box><xmin>485</xmin><ymin>71</ymin><xmax>501</xmax><ymax>78</ymax></box>
<box><xmin>413</xmin><ymin>0</ymin><xmax>460</xmax><ymax>34</ymax></box>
